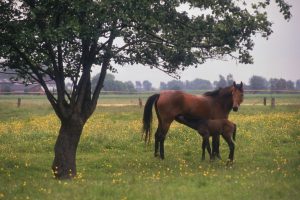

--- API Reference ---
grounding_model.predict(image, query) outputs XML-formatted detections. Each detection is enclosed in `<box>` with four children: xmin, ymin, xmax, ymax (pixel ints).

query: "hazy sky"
<box><xmin>112</xmin><ymin>1</ymin><xmax>300</xmax><ymax>88</ymax></box>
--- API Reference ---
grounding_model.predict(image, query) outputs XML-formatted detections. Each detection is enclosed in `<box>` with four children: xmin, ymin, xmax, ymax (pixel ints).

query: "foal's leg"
<box><xmin>206</xmin><ymin>138</ymin><xmax>212</xmax><ymax>160</ymax></box>
<box><xmin>212</xmin><ymin>135</ymin><xmax>221</xmax><ymax>160</ymax></box>
<box><xmin>222</xmin><ymin>133</ymin><xmax>235</xmax><ymax>163</ymax></box>
<box><xmin>201</xmin><ymin>138</ymin><xmax>206</xmax><ymax>160</ymax></box>
<box><xmin>198</xmin><ymin>128</ymin><xmax>206</xmax><ymax>160</ymax></box>
<box><xmin>199</xmin><ymin>130</ymin><xmax>211</xmax><ymax>161</ymax></box>
<box><xmin>201</xmin><ymin>136</ymin><xmax>212</xmax><ymax>161</ymax></box>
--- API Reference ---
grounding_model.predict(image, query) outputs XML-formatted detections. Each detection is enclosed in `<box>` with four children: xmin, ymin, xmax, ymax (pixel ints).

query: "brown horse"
<box><xmin>142</xmin><ymin>81</ymin><xmax>243</xmax><ymax>160</ymax></box>
<box><xmin>176</xmin><ymin>116</ymin><xmax>236</xmax><ymax>162</ymax></box>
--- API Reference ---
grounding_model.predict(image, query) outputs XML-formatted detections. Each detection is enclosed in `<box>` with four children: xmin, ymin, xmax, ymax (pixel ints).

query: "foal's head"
<box><xmin>231</xmin><ymin>81</ymin><xmax>244</xmax><ymax>112</ymax></box>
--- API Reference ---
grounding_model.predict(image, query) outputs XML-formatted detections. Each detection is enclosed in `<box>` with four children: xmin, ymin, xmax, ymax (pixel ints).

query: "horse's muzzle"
<box><xmin>232</xmin><ymin>107</ymin><xmax>238</xmax><ymax>112</ymax></box>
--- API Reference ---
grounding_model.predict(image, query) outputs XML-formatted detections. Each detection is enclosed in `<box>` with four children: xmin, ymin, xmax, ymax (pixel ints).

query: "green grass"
<box><xmin>0</xmin><ymin>94</ymin><xmax>299</xmax><ymax>200</ymax></box>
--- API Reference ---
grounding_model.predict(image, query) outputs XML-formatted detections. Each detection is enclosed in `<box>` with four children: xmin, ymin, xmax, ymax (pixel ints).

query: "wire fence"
<box><xmin>1</xmin><ymin>90</ymin><xmax>300</xmax><ymax>108</ymax></box>
<box><xmin>1</xmin><ymin>89</ymin><xmax>300</xmax><ymax>95</ymax></box>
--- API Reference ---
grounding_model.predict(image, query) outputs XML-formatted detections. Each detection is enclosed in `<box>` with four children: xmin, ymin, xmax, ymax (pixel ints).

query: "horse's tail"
<box><xmin>142</xmin><ymin>93</ymin><xmax>160</xmax><ymax>144</ymax></box>
<box><xmin>233</xmin><ymin>123</ymin><xmax>237</xmax><ymax>141</ymax></box>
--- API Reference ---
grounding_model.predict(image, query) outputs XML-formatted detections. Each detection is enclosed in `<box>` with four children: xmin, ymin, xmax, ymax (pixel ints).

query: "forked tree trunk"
<box><xmin>49</xmin><ymin>35</ymin><xmax>111</xmax><ymax>179</ymax></box>
<box><xmin>52</xmin><ymin>117</ymin><xmax>84</xmax><ymax>179</ymax></box>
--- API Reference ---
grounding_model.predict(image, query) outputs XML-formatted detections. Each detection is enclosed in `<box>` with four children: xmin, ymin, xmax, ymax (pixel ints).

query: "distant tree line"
<box><xmin>2</xmin><ymin>72</ymin><xmax>300</xmax><ymax>93</ymax></box>
<box><xmin>248</xmin><ymin>75</ymin><xmax>297</xmax><ymax>90</ymax></box>
<box><xmin>159</xmin><ymin>74</ymin><xmax>300</xmax><ymax>91</ymax></box>
<box><xmin>135</xmin><ymin>80</ymin><xmax>153</xmax><ymax>91</ymax></box>
<box><xmin>91</xmin><ymin>74</ymin><xmax>155</xmax><ymax>92</ymax></box>
<box><xmin>91</xmin><ymin>74</ymin><xmax>136</xmax><ymax>92</ymax></box>
<box><xmin>160</xmin><ymin>78</ymin><xmax>213</xmax><ymax>90</ymax></box>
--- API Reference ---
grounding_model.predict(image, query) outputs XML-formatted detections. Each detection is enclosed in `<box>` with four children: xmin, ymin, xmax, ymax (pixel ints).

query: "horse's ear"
<box><xmin>233</xmin><ymin>81</ymin><xmax>236</xmax><ymax>87</ymax></box>
<box><xmin>240</xmin><ymin>81</ymin><xmax>243</xmax><ymax>87</ymax></box>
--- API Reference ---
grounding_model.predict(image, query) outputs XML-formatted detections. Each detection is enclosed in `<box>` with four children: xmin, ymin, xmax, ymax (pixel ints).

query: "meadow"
<box><xmin>0</xmin><ymin>93</ymin><xmax>299</xmax><ymax>200</ymax></box>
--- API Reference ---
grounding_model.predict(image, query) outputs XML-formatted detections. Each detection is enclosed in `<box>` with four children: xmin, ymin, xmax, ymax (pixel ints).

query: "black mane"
<box><xmin>203</xmin><ymin>89</ymin><xmax>220</xmax><ymax>97</ymax></box>
<box><xmin>204</xmin><ymin>86</ymin><xmax>232</xmax><ymax>97</ymax></box>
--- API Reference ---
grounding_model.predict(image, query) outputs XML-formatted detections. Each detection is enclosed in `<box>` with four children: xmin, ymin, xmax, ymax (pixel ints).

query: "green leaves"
<box><xmin>0</xmin><ymin>0</ymin><xmax>292</xmax><ymax>103</ymax></box>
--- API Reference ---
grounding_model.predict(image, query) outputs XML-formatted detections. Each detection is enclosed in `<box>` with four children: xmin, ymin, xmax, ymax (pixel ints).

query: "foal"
<box><xmin>176</xmin><ymin>116</ymin><xmax>236</xmax><ymax>162</ymax></box>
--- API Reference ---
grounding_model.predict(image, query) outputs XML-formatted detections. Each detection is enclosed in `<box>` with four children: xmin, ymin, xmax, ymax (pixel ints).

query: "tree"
<box><xmin>270</xmin><ymin>78</ymin><xmax>288</xmax><ymax>90</ymax></box>
<box><xmin>249</xmin><ymin>75</ymin><xmax>268</xmax><ymax>90</ymax></box>
<box><xmin>142</xmin><ymin>80</ymin><xmax>152</xmax><ymax>91</ymax></box>
<box><xmin>91</xmin><ymin>73</ymin><xmax>115</xmax><ymax>92</ymax></box>
<box><xmin>135</xmin><ymin>81</ymin><xmax>142</xmax><ymax>91</ymax></box>
<box><xmin>167</xmin><ymin>80</ymin><xmax>184</xmax><ymax>90</ymax></box>
<box><xmin>0</xmin><ymin>82</ymin><xmax>12</xmax><ymax>92</ymax></box>
<box><xmin>160</xmin><ymin>82</ymin><xmax>167</xmax><ymax>90</ymax></box>
<box><xmin>286</xmin><ymin>80</ymin><xmax>295</xmax><ymax>90</ymax></box>
<box><xmin>186</xmin><ymin>79</ymin><xmax>212</xmax><ymax>90</ymax></box>
<box><xmin>92</xmin><ymin>73</ymin><xmax>136</xmax><ymax>92</ymax></box>
<box><xmin>0</xmin><ymin>0</ymin><xmax>291</xmax><ymax>179</ymax></box>
<box><xmin>226</xmin><ymin>74</ymin><xmax>234</xmax><ymax>86</ymax></box>
<box><xmin>214</xmin><ymin>75</ymin><xmax>227</xmax><ymax>88</ymax></box>
<box><xmin>269</xmin><ymin>78</ymin><xmax>295</xmax><ymax>90</ymax></box>
<box><xmin>296</xmin><ymin>80</ymin><xmax>300</xmax><ymax>90</ymax></box>
<box><xmin>124</xmin><ymin>81</ymin><xmax>136</xmax><ymax>92</ymax></box>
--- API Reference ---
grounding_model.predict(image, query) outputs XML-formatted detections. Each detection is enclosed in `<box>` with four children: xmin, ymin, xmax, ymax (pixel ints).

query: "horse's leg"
<box><xmin>154</xmin><ymin>122</ymin><xmax>164</xmax><ymax>157</ymax></box>
<box><xmin>154</xmin><ymin>127</ymin><xmax>160</xmax><ymax>157</ymax></box>
<box><xmin>159</xmin><ymin>134</ymin><xmax>166</xmax><ymax>160</ymax></box>
<box><xmin>159</xmin><ymin>122</ymin><xmax>171</xmax><ymax>160</ymax></box>
<box><xmin>212</xmin><ymin>135</ymin><xmax>221</xmax><ymax>160</ymax></box>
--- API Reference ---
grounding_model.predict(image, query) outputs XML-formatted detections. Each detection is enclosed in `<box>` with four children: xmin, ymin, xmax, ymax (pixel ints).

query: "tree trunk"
<box><xmin>52</xmin><ymin>117</ymin><xmax>84</xmax><ymax>179</ymax></box>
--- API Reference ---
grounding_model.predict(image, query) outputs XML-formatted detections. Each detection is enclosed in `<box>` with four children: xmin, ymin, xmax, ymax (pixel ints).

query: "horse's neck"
<box><xmin>212</xmin><ymin>95</ymin><xmax>233</xmax><ymax>117</ymax></box>
<box><xmin>223</xmin><ymin>97</ymin><xmax>233</xmax><ymax>114</ymax></box>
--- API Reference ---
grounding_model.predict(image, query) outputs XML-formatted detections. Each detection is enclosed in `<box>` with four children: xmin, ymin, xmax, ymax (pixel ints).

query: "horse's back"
<box><xmin>157</xmin><ymin>90</ymin><xmax>211</xmax><ymax>119</ymax></box>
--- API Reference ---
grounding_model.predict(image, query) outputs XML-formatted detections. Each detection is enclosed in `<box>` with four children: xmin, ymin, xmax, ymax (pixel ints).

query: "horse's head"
<box><xmin>232</xmin><ymin>81</ymin><xmax>244</xmax><ymax>112</ymax></box>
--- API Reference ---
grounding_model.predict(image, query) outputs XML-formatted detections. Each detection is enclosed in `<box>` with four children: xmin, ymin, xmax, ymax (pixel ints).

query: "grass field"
<box><xmin>0</xmin><ymin>94</ymin><xmax>299</xmax><ymax>200</ymax></box>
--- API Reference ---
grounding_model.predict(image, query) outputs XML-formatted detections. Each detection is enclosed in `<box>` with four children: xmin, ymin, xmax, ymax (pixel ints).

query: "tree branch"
<box><xmin>10</xmin><ymin>43</ymin><xmax>62</xmax><ymax>116</ymax></box>
<box><xmin>56</xmin><ymin>43</ymin><xmax>67</xmax><ymax>113</ymax></box>
<box><xmin>88</xmin><ymin>29</ymin><xmax>116</xmax><ymax>117</ymax></box>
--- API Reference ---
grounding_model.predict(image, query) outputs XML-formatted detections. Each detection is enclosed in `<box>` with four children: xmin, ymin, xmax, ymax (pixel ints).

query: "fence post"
<box><xmin>138</xmin><ymin>98</ymin><xmax>143</xmax><ymax>108</ymax></box>
<box><xmin>271</xmin><ymin>97</ymin><xmax>275</xmax><ymax>108</ymax></box>
<box><xmin>17</xmin><ymin>98</ymin><xmax>21</xmax><ymax>108</ymax></box>
<box><xmin>263</xmin><ymin>97</ymin><xmax>266</xmax><ymax>106</ymax></box>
